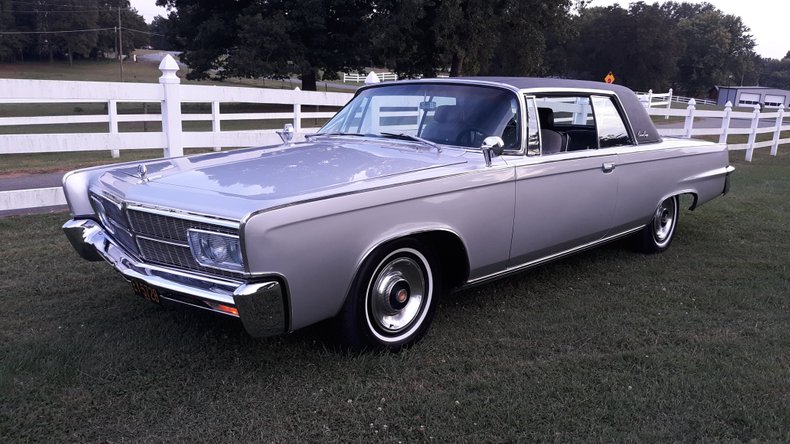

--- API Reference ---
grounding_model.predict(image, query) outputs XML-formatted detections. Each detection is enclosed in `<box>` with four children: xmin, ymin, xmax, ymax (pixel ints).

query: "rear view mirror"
<box><xmin>419</xmin><ymin>101</ymin><xmax>437</xmax><ymax>111</ymax></box>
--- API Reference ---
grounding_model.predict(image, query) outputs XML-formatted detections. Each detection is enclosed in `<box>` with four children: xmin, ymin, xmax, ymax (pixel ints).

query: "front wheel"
<box><xmin>637</xmin><ymin>195</ymin><xmax>679</xmax><ymax>253</ymax></box>
<box><xmin>339</xmin><ymin>239</ymin><xmax>440</xmax><ymax>351</ymax></box>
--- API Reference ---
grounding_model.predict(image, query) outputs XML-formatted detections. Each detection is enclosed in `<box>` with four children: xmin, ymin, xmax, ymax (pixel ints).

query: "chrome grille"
<box><xmin>92</xmin><ymin>194</ymin><xmax>243</xmax><ymax>279</ymax></box>
<box><xmin>128</xmin><ymin>209</ymin><xmax>238</xmax><ymax>242</ymax></box>
<box><xmin>135</xmin><ymin>237</ymin><xmax>242</xmax><ymax>279</ymax></box>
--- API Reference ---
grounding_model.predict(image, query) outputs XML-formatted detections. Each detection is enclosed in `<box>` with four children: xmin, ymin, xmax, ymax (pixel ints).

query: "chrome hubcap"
<box><xmin>653</xmin><ymin>198</ymin><xmax>676</xmax><ymax>243</ymax></box>
<box><xmin>369</xmin><ymin>256</ymin><xmax>426</xmax><ymax>334</ymax></box>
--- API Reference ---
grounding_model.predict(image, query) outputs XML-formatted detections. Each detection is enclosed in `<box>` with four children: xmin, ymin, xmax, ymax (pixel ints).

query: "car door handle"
<box><xmin>602</xmin><ymin>162</ymin><xmax>616</xmax><ymax>173</ymax></box>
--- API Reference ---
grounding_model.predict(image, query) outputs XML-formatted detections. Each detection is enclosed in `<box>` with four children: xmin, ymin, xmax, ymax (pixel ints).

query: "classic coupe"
<box><xmin>63</xmin><ymin>78</ymin><xmax>733</xmax><ymax>350</ymax></box>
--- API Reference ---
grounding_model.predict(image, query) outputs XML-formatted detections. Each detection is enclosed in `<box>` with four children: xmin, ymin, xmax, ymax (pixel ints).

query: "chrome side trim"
<box><xmin>465</xmin><ymin>226</ymin><xmax>643</xmax><ymax>286</ymax></box>
<box><xmin>683</xmin><ymin>166</ymin><xmax>734</xmax><ymax>182</ymax></box>
<box><xmin>125</xmin><ymin>204</ymin><xmax>241</xmax><ymax>229</ymax></box>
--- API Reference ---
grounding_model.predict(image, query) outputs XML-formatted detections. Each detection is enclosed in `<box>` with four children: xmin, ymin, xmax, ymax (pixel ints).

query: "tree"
<box><xmin>157</xmin><ymin>0</ymin><xmax>373</xmax><ymax>90</ymax></box>
<box><xmin>370</xmin><ymin>0</ymin><xmax>444</xmax><ymax>78</ymax></box>
<box><xmin>564</xmin><ymin>3</ymin><xmax>682</xmax><ymax>91</ymax></box>
<box><xmin>760</xmin><ymin>55</ymin><xmax>790</xmax><ymax>90</ymax></box>
<box><xmin>484</xmin><ymin>0</ymin><xmax>573</xmax><ymax>77</ymax></box>
<box><xmin>373</xmin><ymin>0</ymin><xmax>572</xmax><ymax>78</ymax></box>
<box><xmin>0</xmin><ymin>0</ymin><xmax>26</xmax><ymax>62</ymax></box>
<box><xmin>48</xmin><ymin>0</ymin><xmax>99</xmax><ymax>65</ymax></box>
<box><xmin>664</xmin><ymin>2</ymin><xmax>756</xmax><ymax>95</ymax></box>
<box><xmin>149</xmin><ymin>15</ymin><xmax>173</xmax><ymax>50</ymax></box>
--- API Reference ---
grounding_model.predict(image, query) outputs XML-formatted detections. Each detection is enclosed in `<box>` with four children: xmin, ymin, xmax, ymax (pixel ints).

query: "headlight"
<box><xmin>187</xmin><ymin>229</ymin><xmax>244</xmax><ymax>272</ymax></box>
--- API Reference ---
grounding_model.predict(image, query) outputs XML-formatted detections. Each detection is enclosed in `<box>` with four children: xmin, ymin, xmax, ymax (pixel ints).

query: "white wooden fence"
<box><xmin>637</xmin><ymin>89</ymin><xmax>717</xmax><ymax>109</ymax></box>
<box><xmin>642</xmin><ymin>97</ymin><xmax>789</xmax><ymax>162</ymax></box>
<box><xmin>343</xmin><ymin>72</ymin><xmax>398</xmax><ymax>83</ymax></box>
<box><xmin>0</xmin><ymin>55</ymin><xmax>353</xmax><ymax>159</ymax></box>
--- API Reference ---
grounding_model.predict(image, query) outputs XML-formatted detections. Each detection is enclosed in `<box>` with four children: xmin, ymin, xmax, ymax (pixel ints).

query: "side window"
<box><xmin>592</xmin><ymin>95</ymin><xmax>633</xmax><ymax>148</ymax></box>
<box><xmin>534</xmin><ymin>96</ymin><xmax>596</xmax><ymax>154</ymax></box>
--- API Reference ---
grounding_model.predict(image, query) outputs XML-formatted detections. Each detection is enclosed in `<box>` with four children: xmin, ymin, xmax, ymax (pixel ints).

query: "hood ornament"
<box><xmin>137</xmin><ymin>164</ymin><xmax>149</xmax><ymax>183</ymax></box>
<box><xmin>277</xmin><ymin>123</ymin><xmax>295</xmax><ymax>145</ymax></box>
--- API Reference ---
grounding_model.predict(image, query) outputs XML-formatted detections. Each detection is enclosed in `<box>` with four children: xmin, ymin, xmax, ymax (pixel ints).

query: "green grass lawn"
<box><xmin>1</xmin><ymin>150</ymin><xmax>789</xmax><ymax>442</ymax></box>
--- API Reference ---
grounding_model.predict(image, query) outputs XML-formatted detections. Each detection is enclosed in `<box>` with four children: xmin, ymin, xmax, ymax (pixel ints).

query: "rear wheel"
<box><xmin>637</xmin><ymin>195</ymin><xmax>679</xmax><ymax>253</ymax></box>
<box><xmin>339</xmin><ymin>238</ymin><xmax>439</xmax><ymax>351</ymax></box>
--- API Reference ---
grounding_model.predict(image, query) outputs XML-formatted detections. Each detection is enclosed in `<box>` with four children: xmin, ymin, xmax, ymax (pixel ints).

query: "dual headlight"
<box><xmin>187</xmin><ymin>229</ymin><xmax>244</xmax><ymax>272</ymax></box>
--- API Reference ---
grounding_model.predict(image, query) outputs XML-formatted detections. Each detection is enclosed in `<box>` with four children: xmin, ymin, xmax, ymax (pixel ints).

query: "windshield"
<box><xmin>320</xmin><ymin>83</ymin><xmax>521</xmax><ymax>149</ymax></box>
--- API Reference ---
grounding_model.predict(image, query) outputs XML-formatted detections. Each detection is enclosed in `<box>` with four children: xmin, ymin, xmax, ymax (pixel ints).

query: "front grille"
<box><xmin>128</xmin><ymin>209</ymin><xmax>238</xmax><ymax>242</ymax></box>
<box><xmin>136</xmin><ymin>237</ymin><xmax>242</xmax><ymax>279</ymax></box>
<box><xmin>93</xmin><ymin>194</ymin><xmax>243</xmax><ymax>279</ymax></box>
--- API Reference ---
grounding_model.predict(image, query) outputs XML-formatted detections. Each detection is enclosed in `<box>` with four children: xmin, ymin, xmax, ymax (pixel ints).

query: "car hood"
<box><xmin>95</xmin><ymin>138</ymin><xmax>471</xmax><ymax>220</ymax></box>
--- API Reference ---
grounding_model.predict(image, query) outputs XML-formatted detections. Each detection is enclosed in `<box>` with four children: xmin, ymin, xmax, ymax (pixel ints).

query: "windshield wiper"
<box><xmin>379</xmin><ymin>132</ymin><xmax>441</xmax><ymax>152</ymax></box>
<box><xmin>306</xmin><ymin>132</ymin><xmax>367</xmax><ymax>139</ymax></box>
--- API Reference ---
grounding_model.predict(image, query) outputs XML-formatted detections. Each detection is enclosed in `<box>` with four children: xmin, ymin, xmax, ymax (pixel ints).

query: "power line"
<box><xmin>0</xmin><ymin>27</ymin><xmax>115</xmax><ymax>35</ymax></box>
<box><xmin>3</xmin><ymin>0</ymin><xmax>93</xmax><ymax>6</ymax></box>
<box><xmin>6</xmin><ymin>9</ymin><xmax>109</xmax><ymax>13</ymax></box>
<box><xmin>121</xmin><ymin>27</ymin><xmax>163</xmax><ymax>36</ymax></box>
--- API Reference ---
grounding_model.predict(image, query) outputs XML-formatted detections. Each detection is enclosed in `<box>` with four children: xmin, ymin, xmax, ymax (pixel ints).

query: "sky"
<box><xmin>129</xmin><ymin>0</ymin><xmax>789</xmax><ymax>60</ymax></box>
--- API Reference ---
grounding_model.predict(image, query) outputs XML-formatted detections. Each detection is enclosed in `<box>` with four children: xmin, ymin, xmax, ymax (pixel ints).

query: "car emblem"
<box><xmin>137</xmin><ymin>164</ymin><xmax>149</xmax><ymax>182</ymax></box>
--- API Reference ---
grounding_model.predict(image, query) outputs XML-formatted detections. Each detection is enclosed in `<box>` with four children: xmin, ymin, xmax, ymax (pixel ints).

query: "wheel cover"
<box><xmin>366</xmin><ymin>248</ymin><xmax>431</xmax><ymax>342</ymax></box>
<box><xmin>653</xmin><ymin>197</ymin><xmax>677</xmax><ymax>246</ymax></box>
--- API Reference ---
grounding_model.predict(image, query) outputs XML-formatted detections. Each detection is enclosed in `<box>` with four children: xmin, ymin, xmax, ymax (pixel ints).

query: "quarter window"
<box><xmin>591</xmin><ymin>96</ymin><xmax>632</xmax><ymax>148</ymax></box>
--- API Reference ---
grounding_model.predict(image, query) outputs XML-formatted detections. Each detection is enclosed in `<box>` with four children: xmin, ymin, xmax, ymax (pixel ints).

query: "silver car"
<box><xmin>62</xmin><ymin>78</ymin><xmax>733</xmax><ymax>350</ymax></box>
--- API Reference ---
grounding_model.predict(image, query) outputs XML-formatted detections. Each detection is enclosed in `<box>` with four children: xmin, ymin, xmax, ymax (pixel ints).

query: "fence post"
<box><xmin>745</xmin><ymin>104</ymin><xmax>760</xmax><ymax>162</ymax></box>
<box><xmin>159</xmin><ymin>54</ymin><xmax>183</xmax><ymax>158</ymax></box>
<box><xmin>647</xmin><ymin>89</ymin><xmax>653</xmax><ymax>108</ymax></box>
<box><xmin>211</xmin><ymin>101</ymin><xmax>221</xmax><ymax>152</ymax></box>
<box><xmin>770</xmin><ymin>105</ymin><xmax>784</xmax><ymax>156</ymax></box>
<box><xmin>293</xmin><ymin>87</ymin><xmax>302</xmax><ymax>133</ymax></box>
<box><xmin>108</xmin><ymin>99</ymin><xmax>120</xmax><ymax>158</ymax></box>
<box><xmin>718</xmin><ymin>101</ymin><xmax>732</xmax><ymax>145</ymax></box>
<box><xmin>665</xmin><ymin>88</ymin><xmax>673</xmax><ymax>119</ymax></box>
<box><xmin>683</xmin><ymin>98</ymin><xmax>696</xmax><ymax>138</ymax></box>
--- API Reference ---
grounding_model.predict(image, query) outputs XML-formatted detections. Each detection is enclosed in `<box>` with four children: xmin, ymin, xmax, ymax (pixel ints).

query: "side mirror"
<box><xmin>481</xmin><ymin>136</ymin><xmax>505</xmax><ymax>167</ymax></box>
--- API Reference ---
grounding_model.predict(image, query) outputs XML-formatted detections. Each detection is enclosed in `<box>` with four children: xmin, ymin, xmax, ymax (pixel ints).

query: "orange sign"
<box><xmin>604</xmin><ymin>71</ymin><xmax>615</xmax><ymax>84</ymax></box>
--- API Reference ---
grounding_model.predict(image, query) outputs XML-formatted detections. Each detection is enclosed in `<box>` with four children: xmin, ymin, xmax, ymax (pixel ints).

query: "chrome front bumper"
<box><xmin>63</xmin><ymin>218</ymin><xmax>287</xmax><ymax>337</ymax></box>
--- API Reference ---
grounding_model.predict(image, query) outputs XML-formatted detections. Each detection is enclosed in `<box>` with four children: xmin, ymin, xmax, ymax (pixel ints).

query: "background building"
<box><xmin>715</xmin><ymin>86</ymin><xmax>790</xmax><ymax>108</ymax></box>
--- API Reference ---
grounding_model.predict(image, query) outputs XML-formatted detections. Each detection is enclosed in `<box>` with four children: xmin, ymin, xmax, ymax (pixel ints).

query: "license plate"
<box><xmin>131</xmin><ymin>280</ymin><xmax>160</xmax><ymax>304</ymax></box>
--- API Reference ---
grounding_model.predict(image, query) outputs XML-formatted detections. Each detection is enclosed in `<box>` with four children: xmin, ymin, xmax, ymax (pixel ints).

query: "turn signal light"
<box><xmin>207</xmin><ymin>302</ymin><xmax>239</xmax><ymax>316</ymax></box>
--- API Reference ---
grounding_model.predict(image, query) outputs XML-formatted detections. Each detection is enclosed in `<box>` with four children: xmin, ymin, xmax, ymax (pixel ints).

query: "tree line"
<box><xmin>155</xmin><ymin>0</ymin><xmax>789</xmax><ymax>94</ymax></box>
<box><xmin>0</xmin><ymin>0</ymin><xmax>149</xmax><ymax>64</ymax></box>
<box><xmin>3</xmin><ymin>0</ymin><xmax>788</xmax><ymax>95</ymax></box>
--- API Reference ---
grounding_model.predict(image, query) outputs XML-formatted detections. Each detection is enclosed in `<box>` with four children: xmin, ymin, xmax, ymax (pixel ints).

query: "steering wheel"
<box><xmin>456</xmin><ymin>128</ymin><xmax>487</xmax><ymax>147</ymax></box>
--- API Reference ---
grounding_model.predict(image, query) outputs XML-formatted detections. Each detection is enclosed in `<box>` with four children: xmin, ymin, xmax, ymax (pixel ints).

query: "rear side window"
<box><xmin>592</xmin><ymin>96</ymin><xmax>632</xmax><ymax>148</ymax></box>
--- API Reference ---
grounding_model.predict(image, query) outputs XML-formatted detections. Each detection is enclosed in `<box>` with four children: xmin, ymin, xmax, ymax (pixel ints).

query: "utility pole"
<box><xmin>118</xmin><ymin>6</ymin><xmax>124</xmax><ymax>81</ymax></box>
